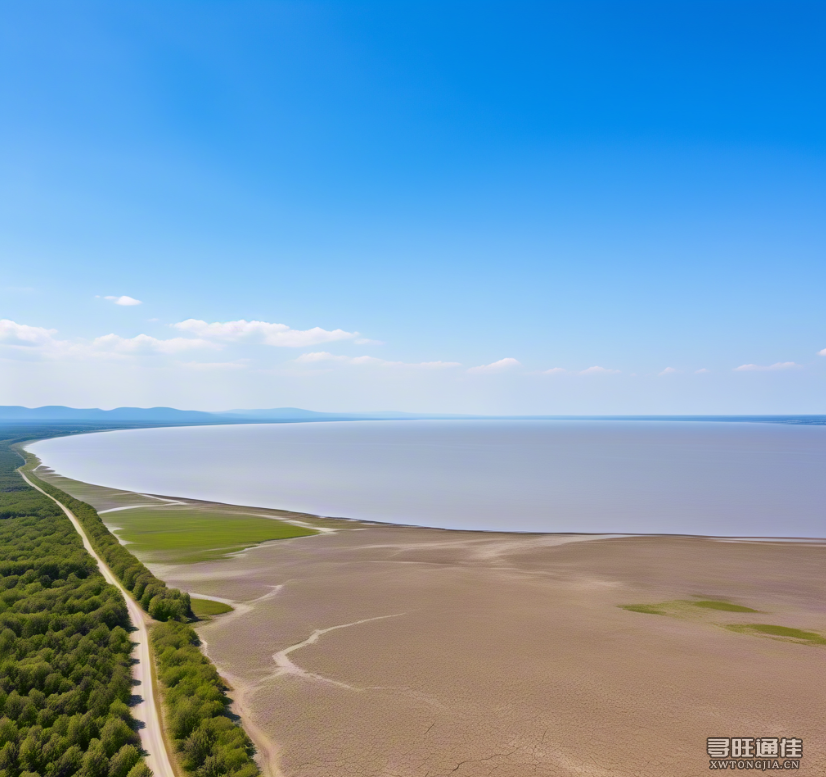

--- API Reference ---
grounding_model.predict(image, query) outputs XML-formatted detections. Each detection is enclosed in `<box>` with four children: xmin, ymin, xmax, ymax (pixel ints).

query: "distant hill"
<box><xmin>0</xmin><ymin>405</ymin><xmax>462</xmax><ymax>423</ymax></box>
<box><xmin>1</xmin><ymin>406</ymin><xmax>824</xmax><ymax>425</ymax></box>
<box><xmin>0</xmin><ymin>406</ymin><xmax>464</xmax><ymax>424</ymax></box>
<box><xmin>0</xmin><ymin>406</ymin><xmax>231</xmax><ymax>422</ymax></box>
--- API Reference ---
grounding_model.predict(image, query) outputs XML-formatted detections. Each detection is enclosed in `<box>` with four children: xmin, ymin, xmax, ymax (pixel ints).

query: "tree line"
<box><xmin>152</xmin><ymin>623</ymin><xmax>258</xmax><ymax>777</ymax></box>
<box><xmin>22</xmin><ymin>463</ymin><xmax>191</xmax><ymax>624</ymax></box>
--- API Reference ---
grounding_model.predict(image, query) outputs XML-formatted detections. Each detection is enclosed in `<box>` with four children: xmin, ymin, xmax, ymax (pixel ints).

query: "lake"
<box><xmin>28</xmin><ymin>420</ymin><xmax>826</xmax><ymax>536</ymax></box>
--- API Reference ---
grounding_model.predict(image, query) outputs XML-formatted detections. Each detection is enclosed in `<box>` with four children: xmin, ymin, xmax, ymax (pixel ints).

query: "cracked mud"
<box><xmin>156</xmin><ymin>526</ymin><xmax>826</xmax><ymax>777</ymax></box>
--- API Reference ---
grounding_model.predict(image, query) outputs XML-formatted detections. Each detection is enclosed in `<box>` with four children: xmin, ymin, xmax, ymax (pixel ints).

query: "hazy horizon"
<box><xmin>4</xmin><ymin>403</ymin><xmax>826</xmax><ymax>422</ymax></box>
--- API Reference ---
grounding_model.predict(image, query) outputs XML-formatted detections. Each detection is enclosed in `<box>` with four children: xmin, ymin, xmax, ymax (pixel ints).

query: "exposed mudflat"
<box><xmin>161</xmin><ymin>527</ymin><xmax>826</xmax><ymax>777</ymax></box>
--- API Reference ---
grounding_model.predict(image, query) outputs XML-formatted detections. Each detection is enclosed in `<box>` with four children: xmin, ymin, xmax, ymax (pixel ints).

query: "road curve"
<box><xmin>20</xmin><ymin>470</ymin><xmax>177</xmax><ymax>777</ymax></box>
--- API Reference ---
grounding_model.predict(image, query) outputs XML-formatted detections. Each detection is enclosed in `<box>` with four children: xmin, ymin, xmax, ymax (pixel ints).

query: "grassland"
<box><xmin>191</xmin><ymin>597</ymin><xmax>235</xmax><ymax>620</ymax></box>
<box><xmin>725</xmin><ymin>624</ymin><xmax>826</xmax><ymax>645</ymax></box>
<box><xmin>620</xmin><ymin>598</ymin><xmax>759</xmax><ymax>616</ymax></box>
<box><xmin>28</xmin><ymin>462</ymin><xmax>325</xmax><ymax>565</ymax></box>
<box><xmin>691</xmin><ymin>599</ymin><xmax>758</xmax><ymax>612</ymax></box>
<box><xmin>106</xmin><ymin>506</ymin><xmax>317</xmax><ymax>563</ymax></box>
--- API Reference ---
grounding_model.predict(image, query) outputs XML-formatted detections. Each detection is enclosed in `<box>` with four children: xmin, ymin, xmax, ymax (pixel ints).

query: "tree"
<box><xmin>124</xmin><ymin>763</ymin><xmax>152</xmax><ymax>777</ymax></box>
<box><xmin>100</xmin><ymin>717</ymin><xmax>135</xmax><ymax>758</ymax></box>
<box><xmin>79</xmin><ymin>739</ymin><xmax>108</xmax><ymax>777</ymax></box>
<box><xmin>107</xmin><ymin>745</ymin><xmax>141</xmax><ymax>777</ymax></box>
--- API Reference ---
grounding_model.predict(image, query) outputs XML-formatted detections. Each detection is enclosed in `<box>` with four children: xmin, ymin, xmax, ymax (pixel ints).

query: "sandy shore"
<box><xmin>32</xmin><ymin>465</ymin><xmax>826</xmax><ymax>775</ymax></box>
<box><xmin>162</xmin><ymin>526</ymin><xmax>826</xmax><ymax>777</ymax></box>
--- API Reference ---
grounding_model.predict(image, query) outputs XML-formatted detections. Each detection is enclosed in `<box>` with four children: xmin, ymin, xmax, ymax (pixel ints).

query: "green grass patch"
<box><xmin>190</xmin><ymin>597</ymin><xmax>234</xmax><ymax>620</ymax></box>
<box><xmin>107</xmin><ymin>507</ymin><xmax>317</xmax><ymax>562</ymax></box>
<box><xmin>621</xmin><ymin>599</ymin><xmax>759</xmax><ymax>617</ymax></box>
<box><xmin>726</xmin><ymin>624</ymin><xmax>826</xmax><ymax>645</ymax></box>
<box><xmin>691</xmin><ymin>600</ymin><xmax>758</xmax><ymax>612</ymax></box>
<box><xmin>620</xmin><ymin>604</ymin><xmax>667</xmax><ymax>615</ymax></box>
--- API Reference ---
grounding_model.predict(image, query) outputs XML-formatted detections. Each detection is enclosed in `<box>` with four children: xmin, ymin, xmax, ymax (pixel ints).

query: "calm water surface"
<box><xmin>28</xmin><ymin>421</ymin><xmax>826</xmax><ymax>536</ymax></box>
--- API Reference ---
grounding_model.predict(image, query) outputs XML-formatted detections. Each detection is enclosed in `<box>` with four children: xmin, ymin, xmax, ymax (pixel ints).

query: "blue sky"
<box><xmin>1</xmin><ymin>1</ymin><xmax>824</xmax><ymax>413</ymax></box>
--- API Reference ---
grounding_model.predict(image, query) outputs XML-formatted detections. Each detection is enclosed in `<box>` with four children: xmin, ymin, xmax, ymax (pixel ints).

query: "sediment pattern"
<box><xmin>162</xmin><ymin>528</ymin><xmax>826</xmax><ymax>776</ymax></box>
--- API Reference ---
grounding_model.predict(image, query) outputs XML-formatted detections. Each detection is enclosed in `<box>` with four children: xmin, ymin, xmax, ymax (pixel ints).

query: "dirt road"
<box><xmin>20</xmin><ymin>471</ymin><xmax>177</xmax><ymax>777</ymax></box>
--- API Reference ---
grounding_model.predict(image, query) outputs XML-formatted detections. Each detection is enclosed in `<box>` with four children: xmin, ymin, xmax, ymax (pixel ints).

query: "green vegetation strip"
<box><xmin>0</xmin><ymin>428</ymin><xmax>150</xmax><ymax>777</ymax></box>
<box><xmin>190</xmin><ymin>599</ymin><xmax>234</xmax><ymax>621</ymax></box>
<box><xmin>691</xmin><ymin>600</ymin><xmax>757</xmax><ymax>612</ymax></box>
<box><xmin>726</xmin><ymin>624</ymin><xmax>826</xmax><ymax>645</ymax></box>
<box><xmin>1</xmin><ymin>423</ymin><xmax>263</xmax><ymax>777</ymax></box>
<box><xmin>620</xmin><ymin>599</ymin><xmax>757</xmax><ymax>616</ymax></box>
<box><xmin>620</xmin><ymin>596</ymin><xmax>824</xmax><ymax>647</ymax></box>
<box><xmin>620</xmin><ymin>604</ymin><xmax>666</xmax><ymax>615</ymax></box>
<box><xmin>109</xmin><ymin>508</ymin><xmax>316</xmax><ymax>563</ymax></box>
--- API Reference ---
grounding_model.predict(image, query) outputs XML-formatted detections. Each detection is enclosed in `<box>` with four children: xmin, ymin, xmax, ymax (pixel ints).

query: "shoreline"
<box><xmin>28</xmin><ymin>452</ymin><xmax>826</xmax><ymax>543</ymax></box>
<box><xmin>24</xmin><ymin>418</ymin><xmax>826</xmax><ymax>538</ymax></box>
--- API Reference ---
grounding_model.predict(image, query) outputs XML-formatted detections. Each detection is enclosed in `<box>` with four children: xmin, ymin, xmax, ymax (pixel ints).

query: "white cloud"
<box><xmin>174</xmin><ymin>319</ymin><xmax>356</xmax><ymax>347</ymax></box>
<box><xmin>413</xmin><ymin>361</ymin><xmax>462</xmax><ymax>369</ymax></box>
<box><xmin>296</xmin><ymin>352</ymin><xmax>460</xmax><ymax>369</ymax></box>
<box><xmin>658</xmin><ymin>367</ymin><xmax>678</xmax><ymax>376</ymax></box>
<box><xmin>0</xmin><ymin>320</ymin><xmax>84</xmax><ymax>361</ymax></box>
<box><xmin>734</xmin><ymin>362</ymin><xmax>800</xmax><ymax>372</ymax></box>
<box><xmin>1</xmin><ymin>319</ymin><xmax>220</xmax><ymax>363</ymax></box>
<box><xmin>467</xmin><ymin>357</ymin><xmax>521</xmax><ymax>374</ymax></box>
<box><xmin>695</xmin><ymin>368</ymin><xmax>710</xmax><ymax>374</ymax></box>
<box><xmin>179</xmin><ymin>360</ymin><xmax>249</xmax><ymax>371</ymax></box>
<box><xmin>819</xmin><ymin>348</ymin><xmax>826</xmax><ymax>356</ymax></box>
<box><xmin>295</xmin><ymin>352</ymin><xmax>376</xmax><ymax>365</ymax></box>
<box><xmin>92</xmin><ymin>334</ymin><xmax>219</xmax><ymax>355</ymax></box>
<box><xmin>0</xmin><ymin>319</ymin><xmax>59</xmax><ymax>348</ymax></box>
<box><xmin>104</xmin><ymin>295</ymin><xmax>142</xmax><ymax>306</ymax></box>
<box><xmin>538</xmin><ymin>366</ymin><xmax>621</xmax><ymax>376</ymax></box>
<box><xmin>296</xmin><ymin>351</ymin><xmax>343</xmax><ymax>364</ymax></box>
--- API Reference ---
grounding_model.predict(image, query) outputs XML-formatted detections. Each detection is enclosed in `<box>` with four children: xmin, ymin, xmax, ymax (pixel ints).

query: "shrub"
<box><xmin>152</xmin><ymin>622</ymin><xmax>259</xmax><ymax>777</ymax></box>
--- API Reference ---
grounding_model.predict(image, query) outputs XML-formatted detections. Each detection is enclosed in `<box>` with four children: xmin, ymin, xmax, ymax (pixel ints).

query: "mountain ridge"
<box><xmin>1</xmin><ymin>406</ymin><xmax>825</xmax><ymax>425</ymax></box>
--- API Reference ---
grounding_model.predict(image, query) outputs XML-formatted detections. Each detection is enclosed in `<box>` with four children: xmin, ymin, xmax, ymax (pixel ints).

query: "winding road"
<box><xmin>20</xmin><ymin>470</ymin><xmax>177</xmax><ymax>777</ymax></box>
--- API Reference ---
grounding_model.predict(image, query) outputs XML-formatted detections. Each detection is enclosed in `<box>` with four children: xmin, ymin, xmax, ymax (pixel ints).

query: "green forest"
<box><xmin>0</xmin><ymin>423</ymin><xmax>260</xmax><ymax>777</ymax></box>
<box><xmin>0</xmin><ymin>426</ymin><xmax>149</xmax><ymax>777</ymax></box>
